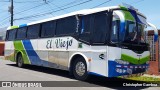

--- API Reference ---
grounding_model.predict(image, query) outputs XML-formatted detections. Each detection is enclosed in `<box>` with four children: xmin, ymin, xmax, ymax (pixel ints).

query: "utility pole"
<box><xmin>11</xmin><ymin>0</ymin><xmax>13</xmax><ymax>26</ymax></box>
<box><xmin>8</xmin><ymin>0</ymin><xmax>13</xmax><ymax>26</ymax></box>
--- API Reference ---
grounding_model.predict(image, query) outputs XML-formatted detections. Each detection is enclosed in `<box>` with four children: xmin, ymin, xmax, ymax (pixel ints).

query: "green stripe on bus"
<box><xmin>120</xmin><ymin>6</ymin><xmax>135</xmax><ymax>21</ymax></box>
<box><xmin>6</xmin><ymin>52</ymin><xmax>15</xmax><ymax>62</ymax></box>
<box><xmin>10</xmin><ymin>26</ymin><xmax>19</xmax><ymax>29</ymax></box>
<box><xmin>13</xmin><ymin>41</ymin><xmax>30</xmax><ymax>64</ymax></box>
<box><xmin>121</xmin><ymin>54</ymin><xmax>149</xmax><ymax>64</ymax></box>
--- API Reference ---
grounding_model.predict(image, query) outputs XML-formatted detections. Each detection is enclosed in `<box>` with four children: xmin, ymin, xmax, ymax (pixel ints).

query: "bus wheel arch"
<box><xmin>69</xmin><ymin>53</ymin><xmax>89</xmax><ymax>80</ymax></box>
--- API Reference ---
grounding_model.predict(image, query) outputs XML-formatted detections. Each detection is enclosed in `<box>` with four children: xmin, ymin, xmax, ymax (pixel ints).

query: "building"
<box><xmin>147</xmin><ymin>30</ymin><xmax>160</xmax><ymax>75</ymax></box>
<box><xmin>0</xmin><ymin>27</ymin><xmax>6</xmax><ymax>56</ymax></box>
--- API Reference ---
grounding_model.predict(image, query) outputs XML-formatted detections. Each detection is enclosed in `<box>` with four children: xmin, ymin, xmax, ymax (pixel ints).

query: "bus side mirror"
<box><xmin>147</xmin><ymin>22</ymin><xmax>158</xmax><ymax>42</ymax></box>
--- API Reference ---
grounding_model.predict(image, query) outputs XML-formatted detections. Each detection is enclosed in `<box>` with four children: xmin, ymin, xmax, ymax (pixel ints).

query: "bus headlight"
<box><xmin>115</xmin><ymin>59</ymin><xmax>129</xmax><ymax>65</ymax></box>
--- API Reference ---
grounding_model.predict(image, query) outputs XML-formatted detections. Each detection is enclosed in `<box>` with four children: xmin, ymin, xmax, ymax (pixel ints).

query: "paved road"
<box><xmin>0</xmin><ymin>59</ymin><xmax>159</xmax><ymax>90</ymax></box>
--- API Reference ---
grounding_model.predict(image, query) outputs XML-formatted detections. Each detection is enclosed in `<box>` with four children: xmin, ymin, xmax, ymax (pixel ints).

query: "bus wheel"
<box><xmin>17</xmin><ymin>54</ymin><xmax>24</xmax><ymax>68</ymax></box>
<box><xmin>73</xmin><ymin>57</ymin><xmax>88</xmax><ymax>81</ymax></box>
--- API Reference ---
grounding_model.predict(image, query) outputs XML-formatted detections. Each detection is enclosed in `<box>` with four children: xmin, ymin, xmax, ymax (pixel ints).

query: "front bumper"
<box><xmin>108</xmin><ymin>60</ymin><xmax>149</xmax><ymax>77</ymax></box>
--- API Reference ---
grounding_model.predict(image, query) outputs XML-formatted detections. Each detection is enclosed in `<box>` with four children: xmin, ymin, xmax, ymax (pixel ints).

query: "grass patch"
<box><xmin>126</xmin><ymin>76</ymin><xmax>160</xmax><ymax>84</ymax></box>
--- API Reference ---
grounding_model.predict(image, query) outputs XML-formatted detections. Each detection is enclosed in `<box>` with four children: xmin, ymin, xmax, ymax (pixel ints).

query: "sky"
<box><xmin>0</xmin><ymin>0</ymin><xmax>159</xmax><ymax>29</ymax></box>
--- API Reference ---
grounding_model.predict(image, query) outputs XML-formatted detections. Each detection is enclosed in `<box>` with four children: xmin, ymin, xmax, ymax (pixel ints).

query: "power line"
<box><xmin>0</xmin><ymin>20</ymin><xmax>10</xmax><ymax>26</ymax></box>
<box><xmin>48</xmin><ymin>2</ymin><xmax>69</xmax><ymax>13</ymax></box>
<box><xmin>0</xmin><ymin>16</ymin><xmax>10</xmax><ymax>22</ymax></box>
<box><xmin>56</xmin><ymin>0</ymin><xmax>84</xmax><ymax>9</ymax></box>
<box><xmin>14</xmin><ymin>0</ymin><xmax>56</xmax><ymax>15</ymax></box>
<box><xmin>14</xmin><ymin>3</ymin><xmax>45</xmax><ymax>14</ymax></box>
<box><xmin>1</xmin><ymin>0</ymin><xmax>93</xmax><ymax>26</ymax></box>
<box><xmin>1</xmin><ymin>0</ymin><xmax>15</xmax><ymax>26</ymax></box>
<box><xmin>0</xmin><ymin>16</ymin><xmax>10</xmax><ymax>26</ymax></box>
<box><xmin>2</xmin><ymin>0</ymin><xmax>46</xmax><ymax>25</ymax></box>
<box><xmin>14</xmin><ymin>3</ymin><xmax>47</xmax><ymax>15</ymax></box>
<box><xmin>27</xmin><ymin>0</ymin><xmax>83</xmax><ymax>16</ymax></box>
<box><xmin>26</xmin><ymin>0</ymin><xmax>84</xmax><ymax>16</ymax></box>
<box><xmin>91</xmin><ymin>0</ymin><xmax>112</xmax><ymax>8</ymax></box>
<box><xmin>13</xmin><ymin>1</ymin><xmax>40</xmax><ymax>3</ymax></box>
<box><xmin>44</xmin><ymin>2</ymin><xmax>55</xmax><ymax>16</ymax></box>
<box><xmin>0</xmin><ymin>0</ymin><xmax>40</xmax><ymax>3</ymax></box>
<box><xmin>14</xmin><ymin>0</ymin><xmax>94</xmax><ymax>21</ymax></box>
<box><xmin>130</xmin><ymin>0</ymin><xmax>144</xmax><ymax>4</ymax></box>
<box><xmin>1</xmin><ymin>0</ymin><xmax>83</xmax><ymax>19</ymax></box>
<box><xmin>0</xmin><ymin>0</ymin><xmax>75</xmax><ymax>25</ymax></box>
<box><xmin>0</xmin><ymin>1</ymin><xmax>46</xmax><ymax>25</ymax></box>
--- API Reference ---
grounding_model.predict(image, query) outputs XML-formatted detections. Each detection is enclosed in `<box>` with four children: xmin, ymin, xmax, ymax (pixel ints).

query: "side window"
<box><xmin>27</xmin><ymin>24</ymin><xmax>40</xmax><ymax>39</ymax></box>
<box><xmin>5</xmin><ymin>31</ymin><xmax>8</xmax><ymax>41</ymax></box>
<box><xmin>41</xmin><ymin>21</ymin><xmax>56</xmax><ymax>38</ymax></box>
<box><xmin>111</xmin><ymin>13</ymin><xmax>120</xmax><ymax>42</ymax></box>
<box><xmin>7</xmin><ymin>29</ymin><xmax>17</xmax><ymax>41</ymax></box>
<box><xmin>16</xmin><ymin>27</ymin><xmax>27</xmax><ymax>40</ymax></box>
<box><xmin>92</xmin><ymin>13</ymin><xmax>108</xmax><ymax>44</ymax></box>
<box><xmin>79</xmin><ymin>15</ymin><xmax>93</xmax><ymax>43</ymax></box>
<box><xmin>56</xmin><ymin>16</ymin><xmax>77</xmax><ymax>36</ymax></box>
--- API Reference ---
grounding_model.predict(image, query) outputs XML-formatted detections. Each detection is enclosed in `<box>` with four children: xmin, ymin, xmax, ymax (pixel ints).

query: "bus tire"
<box><xmin>73</xmin><ymin>57</ymin><xmax>88</xmax><ymax>81</ymax></box>
<box><xmin>17</xmin><ymin>54</ymin><xmax>24</xmax><ymax>68</ymax></box>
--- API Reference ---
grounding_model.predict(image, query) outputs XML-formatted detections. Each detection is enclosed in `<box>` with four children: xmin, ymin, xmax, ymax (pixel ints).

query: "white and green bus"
<box><xmin>5</xmin><ymin>5</ymin><xmax>158</xmax><ymax>80</ymax></box>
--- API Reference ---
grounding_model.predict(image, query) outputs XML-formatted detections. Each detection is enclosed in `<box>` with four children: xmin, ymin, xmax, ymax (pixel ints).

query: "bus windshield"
<box><xmin>111</xmin><ymin>10</ymin><xmax>147</xmax><ymax>44</ymax></box>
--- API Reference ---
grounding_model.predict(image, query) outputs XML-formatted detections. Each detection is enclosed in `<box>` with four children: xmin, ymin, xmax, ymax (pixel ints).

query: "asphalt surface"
<box><xmin>0</xmin><ymin>59</ymin><xmax>160</xmax><ymax>90</ymax></box>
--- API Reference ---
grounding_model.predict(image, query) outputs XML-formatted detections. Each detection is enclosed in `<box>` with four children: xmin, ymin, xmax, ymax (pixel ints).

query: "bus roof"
<box><xmin>7</xmin><ymin>5</ymin><xmax>146</xmax><ymax>30</ymax></box>
<box><xmin>27</xmin><ymin>6</ymin><xmax>118</xmax><ymax>26</ymax></box>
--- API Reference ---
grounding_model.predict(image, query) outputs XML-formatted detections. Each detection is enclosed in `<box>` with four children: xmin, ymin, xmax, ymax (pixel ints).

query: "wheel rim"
<box><xmin>75</xmin><ymin>61</ymin><xmax>86</xmax><ymax>76</ymax></box>
<box><xmin>18</xmin><ymin>56</ymin><xmax>22</xmax><ymax>67</ymax></box>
